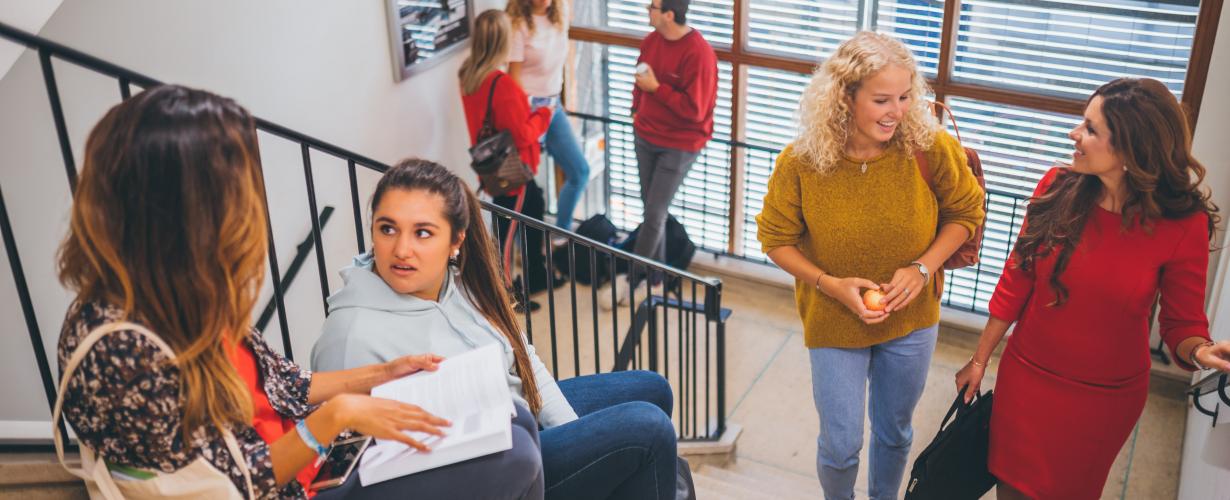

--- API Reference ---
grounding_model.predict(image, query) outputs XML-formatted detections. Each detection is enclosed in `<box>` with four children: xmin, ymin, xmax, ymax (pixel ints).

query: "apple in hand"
<box><xmin>863</xmin><ymin>288</ymin><xmax>886</xmax><ymax>312</ymax></box>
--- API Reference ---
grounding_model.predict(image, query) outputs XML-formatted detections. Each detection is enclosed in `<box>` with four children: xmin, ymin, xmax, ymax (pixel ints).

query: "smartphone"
<box><xmin>309</xmin><ymin>435</ymin><xmax>373</xmax><ymax>491</ymax></box>
<box><xmin>529</xmin><ymin>95</ymin><xmax>554</xmax><ymax>109</ymax></box>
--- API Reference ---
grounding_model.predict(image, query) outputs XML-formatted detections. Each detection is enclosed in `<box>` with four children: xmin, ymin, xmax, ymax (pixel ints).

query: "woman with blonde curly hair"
<box><xmin>756</xmin><ymin>31</ymin><xmax>984</xmax><ymax>498</ymax></box>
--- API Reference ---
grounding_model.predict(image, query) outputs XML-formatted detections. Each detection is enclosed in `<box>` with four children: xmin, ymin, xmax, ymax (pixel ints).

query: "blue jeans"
<box><xmin>809</xmin><ymin>324</ymin><xmax>938</xmax><ymax>500</ymax></box>
<box><xmin>315</xmin><ymin>403</ymin><xmax>543</xmax><ymax>499</ymax></box>
<box><xmin>541</xmin><ymin>371</ymin><xmax>677</xmax><ymax>500</ymax></box>
<box><xmin>539</xmin><ymin>102</ymin><xmax>591</xmax><ymax>231</ymax></box>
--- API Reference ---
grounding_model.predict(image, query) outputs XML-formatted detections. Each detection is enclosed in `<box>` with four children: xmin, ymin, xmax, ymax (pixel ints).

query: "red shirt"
<box><xmin>461</xmin><ymin>70</ymin><xmax>552</xmax><ymax>196</ymax></box>
<box><xmin>227</xmin><ymin>339</ymin><xmax>322</xmax><ymax>495</ymax></box>
<box><xmin>631</xmin><ymin>29</ymin><xmax>718</xmax><ymax>152</ymax></box>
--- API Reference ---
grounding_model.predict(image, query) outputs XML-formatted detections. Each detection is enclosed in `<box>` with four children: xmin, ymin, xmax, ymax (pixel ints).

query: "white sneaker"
<box><xmin>599</xmin><ymin>275</ymin><xmax>663</xmax><ymax>311</ymax></box>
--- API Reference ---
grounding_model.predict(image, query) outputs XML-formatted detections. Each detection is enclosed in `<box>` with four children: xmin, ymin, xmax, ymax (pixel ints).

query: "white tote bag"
<box><xmin>53</xmin><ymin>322</ymin><xmax>256</xmax><ymax>499</ymax></box>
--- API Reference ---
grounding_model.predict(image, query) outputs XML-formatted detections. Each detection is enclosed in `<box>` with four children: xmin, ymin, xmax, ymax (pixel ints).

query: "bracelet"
<box><xmin>968</xmin><ymin>357</ymin><xmax>987</xmax><ymax>368</ymax></box>
<box><xmin>813</xmin><ymin>269</ymin><xmax>827</xmax><ymax>290</ymax></box>
<box><xmin>1189</xmin><ymin>341</ymin><xmax>1216</xmax><ymax>370</ymax></box>
<box><xmin>295</xmin><ymin>419</ymin><xmax>330</xmax><ymax>464</ymax></box>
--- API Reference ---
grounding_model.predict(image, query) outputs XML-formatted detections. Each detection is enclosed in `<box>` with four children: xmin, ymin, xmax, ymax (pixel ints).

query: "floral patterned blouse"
<box><xmin>58</xmin><ymin>302</ymin><xmax>316</xmax><ymax>499</ymax></box>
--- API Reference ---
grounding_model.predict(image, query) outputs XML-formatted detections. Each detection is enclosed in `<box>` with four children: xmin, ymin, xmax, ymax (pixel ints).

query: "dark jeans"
<box><xmin>315</xmin><ymin>403</ymin><xmax>544</xmax><ymax>500</ymax></box>
<box><xmin>542</xmin><ymin>371</ymin><xmax>677</xmax><ymax>500</ymax></box>
<box><xmin>494</xmin><ymin>180</ymin><xmax>552</xmax><ymax>293</ymax></box>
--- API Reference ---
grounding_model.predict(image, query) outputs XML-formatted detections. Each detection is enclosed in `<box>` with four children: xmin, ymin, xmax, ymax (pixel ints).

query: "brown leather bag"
<box><xmin>913</xmin><ymin>101</ymin><xmax>987</xmax><ymax>271</ymax></box>
<box><xmin>469</xmin><ymin>74</ymin><xmax>534</xmax><ymax>197</ymax></box>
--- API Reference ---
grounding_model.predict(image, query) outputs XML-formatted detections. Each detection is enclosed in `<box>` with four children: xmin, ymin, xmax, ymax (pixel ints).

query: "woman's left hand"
<box><xmin>1194</xmin><ymin>342</ymin><xmax>1230</xmax><ymax>372</ymax></box>
<box><xmin>385</xmin><ymin>353</ymin><xmax>445</xmax><ymax>380</ymax></box>
<box><xmin>881</xmin><ymin>265</ymin><xmax>927</xmax><ymax>313</ymax></box>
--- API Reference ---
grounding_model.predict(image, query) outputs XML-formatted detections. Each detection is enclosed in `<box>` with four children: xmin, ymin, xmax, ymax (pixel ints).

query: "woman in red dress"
<box><xmin>955</xmin><ymin>77</ymin><xmax>1230</xmax><ymax>499</ymax></box>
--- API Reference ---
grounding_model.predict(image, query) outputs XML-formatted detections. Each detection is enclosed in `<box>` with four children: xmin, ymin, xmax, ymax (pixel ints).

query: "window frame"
<box><xmin>569</xmin><ymin>0</ymin><xmax>1223</xmax><ymax>255</ymax></box>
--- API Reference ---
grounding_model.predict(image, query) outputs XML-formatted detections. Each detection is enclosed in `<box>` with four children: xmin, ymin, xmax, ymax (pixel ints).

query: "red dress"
<box><xmin>987</xmin><ymin>167</ymin><xmax>1211</xmax><ymax>499</ymax></box>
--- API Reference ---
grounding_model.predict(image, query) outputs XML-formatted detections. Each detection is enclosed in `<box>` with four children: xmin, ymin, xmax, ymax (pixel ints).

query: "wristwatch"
<box><xmin>910</xmin><ymin>261</ymin><xmax>930</xmax><ymax>285</ymax></box>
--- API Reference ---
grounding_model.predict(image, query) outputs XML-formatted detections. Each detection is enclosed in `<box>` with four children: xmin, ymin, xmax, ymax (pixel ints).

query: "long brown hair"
<box><xmin>370</xmin><ymin>159</ymin><xmax>543</xmax><ymax>415</ymax></box>
<box><xmin>1013</xmin><ymin>78</ymin><xmax>1219</xmax><ymax>305</ymax></box>
<box><xmin>505</xmin><ymin>0</ymin><xmax>563</xmax><ymax>35</ymax></box>
<box><xmin>58</xmin><ymin>85</ymin><xmax>268</xmax><ymax>436</ymax></box>
<box><xmin>459</xmin><ymin>10</ymin><xmax>512</xmax><ymax>95</ymax></box>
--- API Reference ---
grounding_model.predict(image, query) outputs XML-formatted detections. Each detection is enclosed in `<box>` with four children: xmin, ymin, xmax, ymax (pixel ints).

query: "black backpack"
<box><xmin>553</xmin><ymin>214</ymin><xmax>619</xmax><ymax>286</ymax></box>
<box><xmin>617</xmin><ymin>214</ymin><xmax>697</xmax><ymax>272</ymax></box>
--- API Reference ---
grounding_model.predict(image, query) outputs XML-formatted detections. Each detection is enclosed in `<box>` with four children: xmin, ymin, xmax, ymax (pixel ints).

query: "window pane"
<box><xmin>747</xmin><ymin>0</ymin><xmax>863</xmax><ymax>59</ymax></box>
<box><xmin>573</xmin><ymin>1</ymin><xmax>735</xmax><ymax>47</ymax></box>
<box><xmin>740</xmin><ymin>67</ymin><xmax>810</xmax><ymax>262</ymax></box>
<box><xmin>877</xmin><ymin>0</ymin><xmax>946</xmax><ymax>77</ymax></box>
<box><xmin>953</xmin><ymin>0</ymin><xmax>1200</xmax><ymax>99</ymax></box>
<box><xmin>940</xmin><ymin>96</ymin><xmax>1082</xmax><ymax>312</ymax></box>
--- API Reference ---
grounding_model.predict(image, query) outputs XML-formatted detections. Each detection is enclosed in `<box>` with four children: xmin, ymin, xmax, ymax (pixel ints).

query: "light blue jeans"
<box><xmin>809</xmin><ymin>324</ymin><xmax>938</xmax><ymax>500</ymax></box>
<box><xmin>535</xmin><ymin>98</ymin><xmax>591</xmax><ymax>231</ymax></box>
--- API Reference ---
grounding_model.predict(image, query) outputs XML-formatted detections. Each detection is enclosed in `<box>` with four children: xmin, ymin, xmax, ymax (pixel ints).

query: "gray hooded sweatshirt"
<box><xmin>311</xmin><ymin>253</ymin><xmax>578</xmax><ymax>428</ymax></box>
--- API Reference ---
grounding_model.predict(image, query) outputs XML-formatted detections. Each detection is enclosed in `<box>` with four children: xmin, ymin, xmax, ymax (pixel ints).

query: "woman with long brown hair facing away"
<box><xmin>312</xmin><ymin>160</ymin><xmax>679</xmax><ymax>500</ymax></box>
<box><xmin>55</xmin><ymin>84</ymin><xmax>542</xmax><ymax>499</ymax></box>
<box><xmin>505</xmin><ymin>0</ymin><xmax>590</xmax><ymax>233</ymax></box>
<box><xmin>756</xmin><ymin>32</ymin><xmax>985</xmax><ymax>499</ymax></box>
<box><xmin>955</xmin><ymin>78</ymin><xmax>1230</xmax><ymax>499</ymax></box>
<box><xmin>460</xmin><ymin>9</ymin><xmax>559</xmax><ymax>306</ymax></box>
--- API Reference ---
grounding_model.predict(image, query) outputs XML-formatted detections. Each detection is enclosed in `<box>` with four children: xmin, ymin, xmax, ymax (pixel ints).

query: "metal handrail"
<box><xmin>0</xmin><ymin>21</ymin><xmax>729</xmax><ymax>443</ymax></box>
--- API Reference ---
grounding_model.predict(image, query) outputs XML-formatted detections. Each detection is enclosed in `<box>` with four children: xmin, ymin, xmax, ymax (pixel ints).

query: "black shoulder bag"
<box><xmin>905</xmin><ymin>387</ymin><xmax>997</xmax><ymax>500</ymax></box>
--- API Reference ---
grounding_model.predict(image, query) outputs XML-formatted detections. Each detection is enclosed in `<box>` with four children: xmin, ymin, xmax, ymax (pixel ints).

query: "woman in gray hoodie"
<box><xmin>312</xmin><ymin>160</ymin><xmax>677</xmax><ymax>500</ymax></box>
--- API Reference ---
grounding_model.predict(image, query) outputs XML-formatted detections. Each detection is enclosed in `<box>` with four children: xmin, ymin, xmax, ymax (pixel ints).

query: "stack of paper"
<box><xmin>359</xmin><ymin>343</ymin><xmax>516</xmax><ymax>486</ymax></box>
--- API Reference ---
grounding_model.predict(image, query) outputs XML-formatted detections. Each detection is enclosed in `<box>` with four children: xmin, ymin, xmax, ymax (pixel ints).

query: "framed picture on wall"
<box><xmin>386</xmin><ymin>0</ymin><xmax>474</xmax><ymax>81</ymax></box>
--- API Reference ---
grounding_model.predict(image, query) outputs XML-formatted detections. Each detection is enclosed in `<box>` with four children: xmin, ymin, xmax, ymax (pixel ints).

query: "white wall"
<box><xmin>1178</xmin><ymin>2</ymin><xmax>1230</xmax><ymax>497</ymax></box>
<box><xmin>0</xmin><ymin>0</ymin><xmax>502</xmax><ymax>441</ymax></box>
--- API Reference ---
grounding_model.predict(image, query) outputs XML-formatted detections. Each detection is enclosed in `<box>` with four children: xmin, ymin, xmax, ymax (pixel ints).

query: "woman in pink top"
<box><xmin>506</xmin><ymin>0</ymin><xmax>591</xmax><ymax>232</ymax></box>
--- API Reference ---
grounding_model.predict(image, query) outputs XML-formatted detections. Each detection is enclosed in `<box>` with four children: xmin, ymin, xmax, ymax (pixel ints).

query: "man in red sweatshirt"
<box><xmin>616</xmin><ymin>0</ymin><xmax>717</xmax><ymax>301</ymax></box>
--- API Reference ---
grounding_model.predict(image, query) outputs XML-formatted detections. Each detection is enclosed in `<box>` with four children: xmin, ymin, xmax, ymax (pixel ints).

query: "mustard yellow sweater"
<box><xmin>756</xmin><ymin>130</ymin><xmax>985</xmax><ymax>348</ymax></box>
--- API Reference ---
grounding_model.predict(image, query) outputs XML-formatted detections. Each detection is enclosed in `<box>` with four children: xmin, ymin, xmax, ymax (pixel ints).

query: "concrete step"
<box><xmin>693</xmin><ymin>465</ymin><xmax>785</xmax><ymax>499</ymax></box>
<box><xmin>0</xmin><ymin>452</ymin><xmax>85</xmax><ymax>499</ymax></box>
<box><xmin>679</xmin><ymin>422</ymin><xmax>742</xmax><ymax>469</ymax></box>
<box><xmin>696</xmin><ymin>463</ymin><xmax>817</xmax><ymax>500</ymax></box>
<box><xmin>717</xmin><ymin>458</ymin><xmax>821</xmax><ymax>496</ymax></box>
<box><xmin>690</xmin><ymin>472</ymin><xmax>745</xmax><ymax>500</ymax></box>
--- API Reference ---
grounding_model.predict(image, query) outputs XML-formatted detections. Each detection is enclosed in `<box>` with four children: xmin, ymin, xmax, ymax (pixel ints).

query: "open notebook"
<box><xmin>359</xmin><ymin>343</ymin><xmax>515</xmax><ymax>486</ymax></box>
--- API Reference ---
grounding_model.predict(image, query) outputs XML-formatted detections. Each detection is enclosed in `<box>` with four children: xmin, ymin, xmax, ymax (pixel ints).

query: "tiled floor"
<box><xmin>526</xmin><ymin>271</ymin><xmax>1187</xmax><ymax>499</ymax></box>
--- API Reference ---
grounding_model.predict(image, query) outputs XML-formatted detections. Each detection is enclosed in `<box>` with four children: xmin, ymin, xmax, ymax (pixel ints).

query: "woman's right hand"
<box><xmin>330</xmin><ymin>394</ymin><xmax>451</xmax><ymax>451</ymax></box>
<box><xmin>954</xmin><ymin>360</ymin><xmax>986</xmax><ymax>404</ymax></box>
<box><xmin>819</xmin><ymin>275</ymin><xmax>888</xmax><ymax>325</ymax></box>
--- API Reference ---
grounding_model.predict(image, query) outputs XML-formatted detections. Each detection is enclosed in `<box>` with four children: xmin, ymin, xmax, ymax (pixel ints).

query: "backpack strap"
<box><xmin>482</xmin><ymin>73</ymin><xmax>504</xmax><ymax>131</ymax></box>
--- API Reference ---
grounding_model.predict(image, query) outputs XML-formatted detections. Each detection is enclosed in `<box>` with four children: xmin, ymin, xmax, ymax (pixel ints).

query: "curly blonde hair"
<box><xmin>794</xmin><ymin>31</ymin><xmax>937</xmax><ymax>174</ymax></box>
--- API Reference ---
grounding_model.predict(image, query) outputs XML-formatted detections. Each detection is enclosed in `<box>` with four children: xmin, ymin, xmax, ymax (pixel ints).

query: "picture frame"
<box><xmin>386</xmin><ymin>0</ymin><xmax>475</xmax><ymax>81</ymax></box>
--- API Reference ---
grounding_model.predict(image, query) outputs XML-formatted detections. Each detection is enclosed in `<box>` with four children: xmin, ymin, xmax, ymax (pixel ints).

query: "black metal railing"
<box><xmin>0</xmin><ymin>22</ymin><xmax>728</xmax><ymax>443</ymax></box>
<box><xmin>563</xmin><ymin>111</ymin><xmax>1034</xmax><ymax>314</ymax></box>
<box><xmin>1189</xmin><ymin>371</ymin><xmax>1230</xmax><ymax>427</ymax></box>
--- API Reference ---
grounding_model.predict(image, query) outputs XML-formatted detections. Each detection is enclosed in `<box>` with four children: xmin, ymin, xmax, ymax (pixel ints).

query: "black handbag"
<box><xmin>905</xmin><ymin>388</ymin><xmax>997</xmax><ymax>500</ymax></box>
<box><xmin>469</xmin><ymin>73</ymin><xmax>534</xmax><ymax>197</ymax></box>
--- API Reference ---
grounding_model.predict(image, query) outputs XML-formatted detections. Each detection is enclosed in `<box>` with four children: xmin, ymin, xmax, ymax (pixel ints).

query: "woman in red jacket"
<box><xmin>460</xmin><ymin>9</ymin><xmax>556</xmax><ymax>307</ymax></box>
<box><xmin>955</xmin><ymin>78</ymin><xmax>1230</xmax><ymax>499</ymax></box>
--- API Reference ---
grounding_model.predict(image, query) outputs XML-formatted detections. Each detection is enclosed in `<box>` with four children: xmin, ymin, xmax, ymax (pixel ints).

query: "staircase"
<box><xmin>691</xmin><ymin>459</ymin><xmax>822</xmax><ymax>500</ymax></box>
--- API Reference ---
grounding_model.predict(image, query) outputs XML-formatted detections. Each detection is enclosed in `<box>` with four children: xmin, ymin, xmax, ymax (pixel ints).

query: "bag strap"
<box><xmin>481</xmin><ymin>73</ymin><xmax>505</xmax><ymax>131</ymax></box>
<box><xmin>938</xmin><ymin>386</ymin><xmax>980</xmax><ymax>433</ymax></box>
<box><xmin>53</xmin><ymin>321</ymin><xmax>256</xmax><ymax>499</ymax></box>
